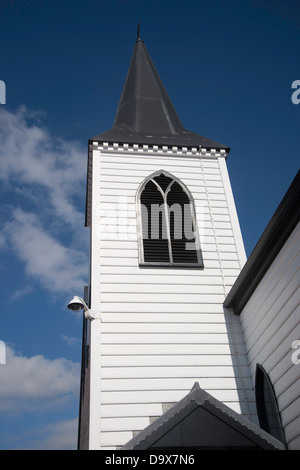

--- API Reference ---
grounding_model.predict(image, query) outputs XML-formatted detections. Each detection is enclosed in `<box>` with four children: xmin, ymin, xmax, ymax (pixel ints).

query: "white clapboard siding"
<box><xmin>245</xmin><ymin>294</ymin><xmax>299</xmax><ymax>368</ymax></box>
<box><xmin>99</xmin><ymin>266</ymin><xmax>223</xmax><ymax>276</ymax></box>
<box><xmin>264</xmin><ymin>326</ymin><xmax>300</xmax><ymax>378</ymax></box>
<box><xmin>281</xmin><ymin>397</ymin><xmax>300</xmax><ymax>428</ymax></box>
<box><xmin>101</xmin><ymin>343</ymin><xmax>234</xmax><ymax>355</ymax></box>
<box><xmin>102</xmin><ymin>403</ymin><xmax>163</xmax><ymax>418</ymax></box>
<box><xmin>102</xmin><ymin>309</ymin><xmax>227</xmax><ymax>327</ymax></box>
<box><xmin>101</xmin><ymin>388</ymin><xmax>242</xmax><ymax>405</ymax></box>
<box><xmin>101</xmin><ymin>322</ymin><xmax>230</xmax><ymax>334</ymax></box>
<box><xmin>101</xmin><ymin>333</ymin><xmax>231</xmax><ymax>344</ymax></box>
<box><xmin>101</xmin><ymin>377</ymin><xmax>242</xmax><ymax>392</ymax></box>
<box><xmin>101</xmin><ymin>417</ymin><xmax>150</xmax><ymax>432</ymax></box>
<box><xmin>100</xmin><ymin>275</ymin><xmax>223</xmax><ymax>286</ymax></box>
<box><xmin>100</xmin><ymin>283</ymin><xmax>225</xmax><ymax>294</ymax></box>
<box><xmin>101</xmin><ymin>354</ymin><xmax>246</xmax><ymax>367</ymax></box>
<box><xmin>100</xmin><ymin>293</ymin><xmax>226</xmax><ymax>304</ymax></box>
<box><xmin>240</xmin><ymin>223</ymin><xmax>300</xmax><ymax>449</ymax></box>
<box><xmin>101</xmin><ymin>365</ymin><xmax>240</xmax><ymax>379</ymax></box>
<box><xmin>101</xmin><ymin>431</ymin><xmax>133</xmax><ymax>448</ymax></box>
<box><xmin>241</xmin><ymin>247</ymin><xmax>299</xmax><ymax>335</ymax></box>
<box><xmin>88</xmin><ymin>147</ymin><xmax>252</xmax><ymax>449</ymax></box>
<box><xmin>100</xmin><ymin>303</ymin><xmax>226</xmax><ymax>313</ymax></box>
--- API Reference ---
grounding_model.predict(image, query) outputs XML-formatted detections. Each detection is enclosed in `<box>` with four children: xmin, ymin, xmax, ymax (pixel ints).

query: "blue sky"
<box><xmin>0</xmin><ymin>0</ymin><xmax>299</xmax><ymax>450</ymax></box>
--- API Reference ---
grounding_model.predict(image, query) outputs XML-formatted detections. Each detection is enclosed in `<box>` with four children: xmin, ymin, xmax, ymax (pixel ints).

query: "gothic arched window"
<box><xmin>255</xmin><ymin>364</ymin><xmax>286</xmax><ymax>444</ymax></box>
<box><xmin>137</xmin><ymin>170</ymin><xmax>203</xmax><ymax>267</ymax></box>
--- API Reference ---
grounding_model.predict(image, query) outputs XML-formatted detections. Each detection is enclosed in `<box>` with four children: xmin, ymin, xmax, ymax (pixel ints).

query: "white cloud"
<box><xmin>0</xmin><ymin>108</ymin><xmax>86</xmax><ymax>449</ymax></box>
<box><xmin>10</xmin><ymin>284</ymin><xmax>33</xmax><ymax>300</ymax></box>
<box><xmin>2</xmin><ymin>208</ymin><xmax>87</xmax><ymax>294</ymax></box>
<box><xmin>28</xmin><ymin>418</ymin><xmax>79</xmax><ymax>450</ymax></box>
<box><xmin>61</xmin><ymin>334</ymin><xmax>81</xmax><ymax>347</ymax></box>
<box><xmin>0</xmin><ymin>106</ymin><xmax>89</xmax><ymax>295</ymax></box>
<box><xmin>0</xmin><ymin>106</ymin><xmax>86</xmax><ymax>226</ymax></box>
<box><xmin>0</xmin><ymin>346</ymin><xmax>80</xmax><ymax>415</ymax></box>
<box><xmin>9</xmin><ymin>418</ymin><xmax>79</xmax><ymax>450</ymax></box>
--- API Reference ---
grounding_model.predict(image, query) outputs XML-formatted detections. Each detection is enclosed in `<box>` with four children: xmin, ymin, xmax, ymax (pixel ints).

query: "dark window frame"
<box><xmin>255</xmin><ymin>364</ymin><xmax>286</xmax><ymax>444</ymax></box>
<box><xmin>137</xmin><ymin>170</ymin><xmax>204</xmax><ymax>268</ymax></box>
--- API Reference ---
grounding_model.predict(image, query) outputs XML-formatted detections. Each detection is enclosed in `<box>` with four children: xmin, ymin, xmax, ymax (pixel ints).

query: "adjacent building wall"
<box><xmin>239</xmin><ymin>222</ymin><xmax>300</xmax><ymax>449</ymax></box>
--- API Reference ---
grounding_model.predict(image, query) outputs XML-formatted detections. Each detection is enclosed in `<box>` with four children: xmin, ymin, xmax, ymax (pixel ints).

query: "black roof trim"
<box><xmin>122</xmin><ymin>382</ymin><xmax>285</xmax><ymax>450</ymax></box>
<box><xmin>224</xmin><ymin>170</ymin><xmax>300</xmax><ymax>315</ymax></box>
<box><xmin>89</xmin><ymin>130</ymin><xmax>229</xmax><ymax>150</ymax></box>
<box><xmin>89</xmin><ymin>133</ymin><xmax>230</xmax><ymax>151</ymax></box>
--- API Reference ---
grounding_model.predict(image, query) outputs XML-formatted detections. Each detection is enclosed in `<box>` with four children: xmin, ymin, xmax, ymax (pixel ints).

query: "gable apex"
<box><xmin>122</xmin><ymin>383</ymin><xmax>285</xmax><ymax>450</ymax></box>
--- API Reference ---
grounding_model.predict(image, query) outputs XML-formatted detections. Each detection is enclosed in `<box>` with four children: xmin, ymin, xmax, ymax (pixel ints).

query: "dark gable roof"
<box><xmin>122</xmin><ymin>382</ymin><xmax>285</xmax><ymax>450</ymax></box>
<box><xmin>91</xmin><ymin>38</ymin><xmax>229</xmax><ymax>151</ymax></box>
<box><xmin>224</xmin><ymin>170</ymin><xmax>300</xmax><ymax>315</ymax></box>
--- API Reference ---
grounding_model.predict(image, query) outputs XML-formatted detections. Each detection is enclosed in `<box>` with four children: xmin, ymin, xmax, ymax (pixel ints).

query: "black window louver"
<box><xmin>139</xmin><ymin>172</ymin><xmax>203</xmax><ymax>267</ymax></box>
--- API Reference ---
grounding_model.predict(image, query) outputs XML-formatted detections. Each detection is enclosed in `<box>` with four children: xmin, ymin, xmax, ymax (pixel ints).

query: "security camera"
<box><xmin>67</xmin><ymin>296</ymin><xmax>100</xmax><ymax>321</ymax></box>
<box><xmin>67</xmin><ymin>296</ymin><xmax>88</xmax><ymax>312</ymax></box>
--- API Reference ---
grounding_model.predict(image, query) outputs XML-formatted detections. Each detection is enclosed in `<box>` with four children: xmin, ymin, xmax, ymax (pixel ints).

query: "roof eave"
<box><xmin>88</xmin><ymin>129</ymin><xmax>230</xmax><ymax>153</ymax></box>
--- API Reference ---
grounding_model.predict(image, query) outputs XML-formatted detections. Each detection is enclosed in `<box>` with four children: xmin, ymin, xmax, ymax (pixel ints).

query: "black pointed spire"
<box><xmin>112</xmin><ymin>37</ymin><xmax>183</xmax><ymax>136</ymax></box>
<box><xmin>92</xmin><ymin>37</ymin><xmax>229</xmax><ymax>151</ymax></box>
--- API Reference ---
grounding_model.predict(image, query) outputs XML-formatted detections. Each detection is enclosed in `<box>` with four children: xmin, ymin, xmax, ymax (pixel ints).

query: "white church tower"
<box><xmin>77</xmin><ymin>34</ymin><xmax>285</xmax><ymax>451</ymax></box>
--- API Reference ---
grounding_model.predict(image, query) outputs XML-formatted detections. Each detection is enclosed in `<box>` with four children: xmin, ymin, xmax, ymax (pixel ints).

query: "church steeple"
<box><xmin>80</xmin><ymin>32</ymin><xmax>252</xmax><ymax>452</ymax></box>
<box><xmin>113</xmin><ymin>36</ymin><xmax>183</xmax><ymax>136</ymax></box>
<box><xmin>91</xmin><ymin>36</ymin><xmax>229</xmax><ymax>151</ymax></box>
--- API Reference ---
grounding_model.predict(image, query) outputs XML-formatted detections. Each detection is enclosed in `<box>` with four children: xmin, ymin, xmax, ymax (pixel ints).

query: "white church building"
<box><xmin>75</xmin><ymin>34</ymin><xmax>300</xmax><ymax>450</ymax></box>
